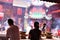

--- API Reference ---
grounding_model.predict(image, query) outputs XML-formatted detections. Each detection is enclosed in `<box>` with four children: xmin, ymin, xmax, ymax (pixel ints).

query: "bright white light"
<box><xmin>4</xmin><ymin>20</ymin><xmax>9</xmax><ymax>30</ymax></box>
<box><xmin>13</xmin><ymin>0</ymin><xmax>30</xmax><ymax>8</ymax></box>
<box><xmin>24</xmin><ymin>16</ymin><xmax>28</xmax><ymax>19</ymax></box>
<box><xmin>45</xmin><ymin>2</ymin><xmax>57</xmax><ymax>7</ymax></box>
<box><xmin>0</xmin><ymin>24</ymin><xmax>1</xmax><ymax>28</ymax></box>
<box><xmin>26</xmin><ymin>25</ymin><xmax>31</xmax><ymax>34</ymax></box>
<box><xmin>0</xmin><ymin>12</ymin><xmax>4</xmax><ymax>17</ymax></box>
<box><xmin>31</xmin><ymin>1</ymin><xmax>44</xmax><ymax>6</ymax></box>
<box><xmin>45</xmin><ymin>14</ymin><xmax>52</xmax><ymax>20</ymax></box>
<box><xmin>46</xmin><ymin>9</ymin><xmax>48</xmax><ymax>12</ymax></box>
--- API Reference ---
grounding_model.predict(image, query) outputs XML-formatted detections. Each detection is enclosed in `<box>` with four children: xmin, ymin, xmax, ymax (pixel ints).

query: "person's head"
<box><xmin>8</xmin><ymin>19</ymin><xmax>14</xmax><ymax>26</ymax></box>
<box><xmin>43</xmin><ymin>23</ymin><xmax>46</xmax><ymax>27</ymax></box>
<box><xmin>34</xmin><ymin>21</ymin><xmax>39</xmax><ymax>29</ymax></box>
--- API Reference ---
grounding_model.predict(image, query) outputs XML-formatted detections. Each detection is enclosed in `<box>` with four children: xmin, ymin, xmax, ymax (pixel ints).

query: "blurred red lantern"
<box><xmin>0</xmin><ymin>12</ymin><xmax>4</xmax><ymax>20</ymax></box>
<box><xmin>58</xmin><ymin>30</ymin><xmax>60</xmax><ymax>36</ymax></box>
<box><xmin>0</xmin><ymin>5</ymin><xmax>3</xmax><ymax>12</ymax></box>
<box><xmin>17</xmin><ymin>8</ymin><xmax>22</xmax><ymax>15</ymax></box>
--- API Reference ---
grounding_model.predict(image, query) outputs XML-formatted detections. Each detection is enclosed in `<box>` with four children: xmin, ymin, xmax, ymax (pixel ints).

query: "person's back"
<box><xmin>6</xmin><ymin>19</ymin><xmax>20</xmax><ymax>40</ymax></box>
<box><xmin>29</xmin><ymin>29</ymin><xmax>41</xmax><ymax>40</ymax></box>
<box><xmin>29</xmin><ymin>21</ymin><xmax>41</xmax><ymax>40</ymax></box>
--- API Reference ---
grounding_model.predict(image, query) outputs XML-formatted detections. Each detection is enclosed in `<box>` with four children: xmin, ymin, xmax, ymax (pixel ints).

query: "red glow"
<box><xmin>0</xmin><ymin>5</ymin><xmax>3</xmax><ymax>12</ymax></box>
<box><xmin>30</xmin><ymin>7</ymin><xmax>45</xmax><ymax>14</ymax></box>
<box><xmin>58</xmin><ymin>30</ymin><xmax>60</xmax><ymax>36</ymax></box>
<box><xmin>31</xmin><ymin>7</ymin><xmax>37</xmax><ymax>13</ymax></box>
<box><xmin>48</xmin><ymin>10</ymin><xmax>60</xmax><ymax>14</ymax></box>
<box><xmin>0</xmin><ymin>17</ymin><xmax>3</xmax><ymax>20</ymax></box>
<box><xmin>51</xmin><ymin>10</ymin><xmax>60</xmax><ymax>13</ymax></box>
<box><xmin>17</xmin><ymin>8</ymin><xmax>22</xmax><ymax>15</ymax></box>
<box><xmin>4</xmin><ymin>0</ymin><xmax>13</xmax><ymax>3</ymax></box>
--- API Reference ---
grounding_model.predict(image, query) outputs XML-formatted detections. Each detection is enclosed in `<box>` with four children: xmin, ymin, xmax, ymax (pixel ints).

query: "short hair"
<box><xmin>8</xmin><ymin>19</ymin><xmax>14</xmax><ymax>25</ymax></box>
<box><xmin>34</xmin><ymin>21</ymin><xmax>39</xmax><ymax>29</ymax></box>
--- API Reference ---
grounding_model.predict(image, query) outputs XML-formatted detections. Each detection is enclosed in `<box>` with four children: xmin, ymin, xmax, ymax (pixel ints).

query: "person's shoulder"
<box><xmin>7</xmin><ymin>28</ymin><xmax>12</xmax><ymax>32</ymax></box>
<box><xmin>30</xmin><ymin>29</ymin><xmax>35</xmax><ymax>32</ymax></box>
<box><xmin>13</xmin><ymin>25</ymin><xmax>17</xmax><ymax>27</ymax></box>
<box><xmin>13</xmin><ymin>25</ymin><xmax>19</xmax><ymax>29</ymax></box>
<box><xmin>14</xmin><ymin>25</ymin><xmax>18</xmax><ymax>28</ymax></box>
<box><xmin>29</xmin><ymin>29</ymin><xmax>33</xmax><ymax>34</ymax></box>
<box><xmin>30</xmin><ymin>29</ymin><xmax>34</xmax><ymax>31</ymax></box>
<box><xmin>7</xmin><ymin>28</ymin><xmax>11</xmax><ymax>30</ymax></box>
<box><xmin>29</xmin><ymin>29</ymin><xmax>32</xmax><ymax>32</ymax></box>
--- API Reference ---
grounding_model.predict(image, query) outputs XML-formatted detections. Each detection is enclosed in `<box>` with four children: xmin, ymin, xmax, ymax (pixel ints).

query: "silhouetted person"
<box><xmin>6</xmin><ymin>19</ymin><xmax>20</xmax><ymax>40</ymax></box>
<box><xmin>42</xmin><ymin>23</ymin><xmax>46</xmax><ymax>33</ymax></box>
<box><xmin>29</xmin><ymin>21</ymin><xmax>41</xmax><ymax>40</ymax></box>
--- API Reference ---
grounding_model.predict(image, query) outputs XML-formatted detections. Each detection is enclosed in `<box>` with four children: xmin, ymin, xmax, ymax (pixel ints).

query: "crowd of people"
<box><xmin>6</xmin><ymin>19</ymin><xmax>47</xmax><ymax>40</ymax></box>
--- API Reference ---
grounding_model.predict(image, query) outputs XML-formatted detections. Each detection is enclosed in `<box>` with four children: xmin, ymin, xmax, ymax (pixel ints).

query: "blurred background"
<box><xmin>0</xmin><ymin>0</ymin><xmax>60</xmax><ymax>39</ymax></box>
